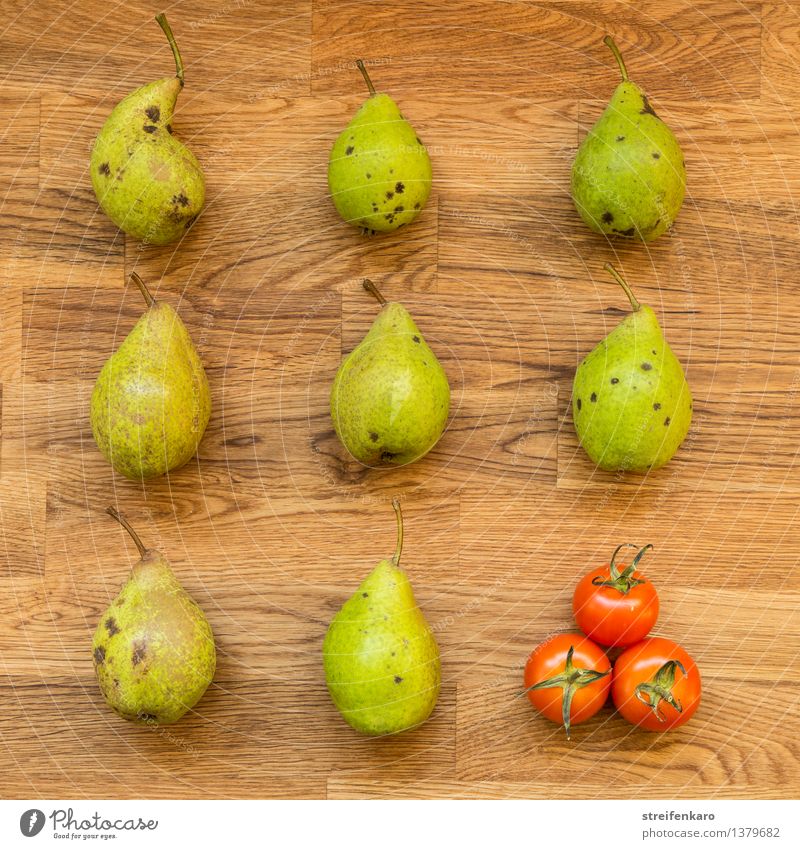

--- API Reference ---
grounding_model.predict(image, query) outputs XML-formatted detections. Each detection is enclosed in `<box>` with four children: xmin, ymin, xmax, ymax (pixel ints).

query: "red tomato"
<box><xmin>612</xmin><ymin>637</ymin><xmax>701</xmax><ymax>731</ymax></box>
<box><xmin>573</xmin><ymin>543</ymin><xmax>659</xmax><ymax>647</ymax></box>
<box><xmin>523</xmin><ymin>633</ymin><xmax>611</xmax><ymax>739</ymax></box>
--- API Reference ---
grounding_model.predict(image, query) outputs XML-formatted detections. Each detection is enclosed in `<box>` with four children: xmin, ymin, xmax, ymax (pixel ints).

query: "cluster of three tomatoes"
<box><xmin>523</xmin><ymin>544</ymin><xmax>701</xmax><ymax>738</ymax></box>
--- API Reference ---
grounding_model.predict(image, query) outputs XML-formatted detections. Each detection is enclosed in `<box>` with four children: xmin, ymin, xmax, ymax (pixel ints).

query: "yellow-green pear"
<box><xmin>571</xmin><ymin>37</ymin><xmax>686</xmax><ymax>242</ymax></box>
<box><xmin>572</xmin><ymin>264</ymin><xmax>692</xmax><ymax>471</ymax></box>
<box><xmin>92</xmin><ymin>507</ymin><xmax>216</xmax><ymax>724</ymax></box>
<box><xmin>330</xmin><ymin>280</ymin><xmax>450</xmax><ymax>466</ymax></box>
<box><xmin>90</xmin><ymin>14</ymin><xmax>204</xmax><ymax>245</ymax></box>
<box><xmin>328</xmin><ymin>60</ymin><xmax>432</xmax><ymax>233</ymax></box>
<box><xmin>90</xmin><ymin>272</ymin><xmax>211</xmax><ymax>480</ymax></box>
<box><xmin>323</xmin><ymin>499</ymin><xmax>441</xmax><ymax>736</ymax></box>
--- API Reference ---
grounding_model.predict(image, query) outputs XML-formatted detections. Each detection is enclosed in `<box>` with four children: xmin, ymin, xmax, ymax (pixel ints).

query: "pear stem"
<box><xmin>356</xmin><ymin>59</ymin><xmax>376</xmax><ymax>96</ymax></box>
<box><xmin>391</xmin><ymin>497</ymin><xmax>404</xmax><ymax>566</ymax></box>
<box><xmin>106</xmin><ymin>507</ymin><xmax>148</xmax><ymax>559</ymax></box>
<box><xmin>604</xmin><ymin>263</ymin><xmax>640</xmax><ymax>312</ymax></box>
<box><xmin>363</xmin><ymin>278</ymin><xmax>387</xmax><ymax>306</ymax></box>
<box><xmin>129</xmin><ymin>272</ymin><xmax>155</xmax><ymax>308</ymax></box>
<box><xmin>156</xmin><ymin>13</ymin><xmax>185</xmax><ymax>88</ymax></box>
<box><xmin>603</xmin><ymin>35</ymin><xmax>628</xmax><ymax>83</ymax></box>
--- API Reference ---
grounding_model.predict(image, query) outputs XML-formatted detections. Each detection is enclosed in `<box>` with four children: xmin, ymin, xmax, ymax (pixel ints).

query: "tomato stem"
<box><xmin>521</xmin><ymin>645</ymin><xmax>610</xmax><ymax>740</ymax></box>
<box><xmin>592</xmin><ymin>543</ymin><xmax>652</xmax><ymax>594</ymax></box>
<box><xmin>634</xmin><ymin>659</ymin><xmax>685</xmax><ymax>722</ymax></box>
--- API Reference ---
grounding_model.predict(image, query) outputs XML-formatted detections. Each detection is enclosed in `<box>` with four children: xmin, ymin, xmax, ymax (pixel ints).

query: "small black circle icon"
<box><xmin>19</xmin><ymin>809</ymin><xmax>46</xmax><ymax>837</ymax></box>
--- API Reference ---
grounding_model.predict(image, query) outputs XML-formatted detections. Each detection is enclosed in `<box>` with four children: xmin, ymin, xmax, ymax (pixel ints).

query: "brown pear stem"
<box><xmin>604</xmin><ymin>263</ymin><xmax>640</xmax><ymax>312</ymax></box>
<box><xmin>362</xmin><ymin>278</ymin><xmax>387</xmax><ymax>306</ymax></box>
<box><xmin>106</xmin><ymin>507</ymin><xmax>148</xmax><ymax>559</ymax></box>
<box><xmin>604</xmin><ymin>35</ymin><xmax>629</xmax><ymax>83</ymax></box>
<box><xmin>391</xmin><ymin>498</ymin><xmax>404</xmax><ymax>566</ymax></box>
<box><xmin>156</xmin><ymin>13</ymin><xmax>185</xmax><ymax>87</ymax></box>
<box><xmin>129</xmin><ymin>272</ymin><xmax>155</xmax><ymax>308</ymax></box>
<box><xmin>356</xmin><ymin>59</ymin><xmax>376</xmax><ymax>96</ymax></box>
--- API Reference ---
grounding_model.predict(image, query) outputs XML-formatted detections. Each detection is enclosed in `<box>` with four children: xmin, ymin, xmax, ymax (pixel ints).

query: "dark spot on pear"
<box><xmin>664</xmin><ymin>417</ymin><xmax>671</xmax><ymax>426</ymax></box>
<box><xmin>414</xmin><ymin>202</ymin><xmax>420</xmax><ymax>209</ymax></box>
<box><xmin>173</xmin><ymin>193</ymin><xmax>190</xmax><ymax>207</ymax></box>
<box><xmin>415</xmin><ymin>136</ymin><xmax>422</xmax><ymax>145</ymax></box>
<box><xmin>143</xmin><ymin>124</ymin><xmax>158</xmax><ymax>134</ymax></box>
<box><xmin>641</xmin><ymin>362</ymin><xmax>652</xmax><ymax>371</ymax></box>
<box><xmin>613</xmin><ymin>227</ymin><xmax>636</xmax><ymax>237</ymax></box>
<box><xmin>616</xmin><ymin>135</ymin><xmax>625</xmax><ymax>142</ymax></box>
<box><xmin>166</xmin><ymin>124</ymin><xmax>173</xmax><ymax>134</ymax></box>
<box><xmin>185</xmin><ymin>215</ymin><xmax>198</xmax><ymax>229</ymax></box>
<box><xmin>385</xmin><ymin>190</ymin><xmax>394</xmax><ymax>200</ymax></box>
<box><xmin>132</xmin><ymin>641</ymin><xmax>147</xmax><ymax>667</ymax></box>
<box><xmin>380</xmin><ymin>450</ymin><xmax>398</xmax><ymax>462</ymax></box>
<box><xmin>641</xmin><ymin>96</ymin><xmax>658</xmax><ymax>118</ymax></box>
<box><xmin>577</xmin><ymin>398</ymin><xmax>582</xmax><ymax>410</ymax></box>
<box><xmin>345</xmin><ymin>145</ymin><xmax>354</xmax><ymax>155</ymax></box>
<box><xmin>389</xmin><ymin>168</ymin><xmax>394</xmax><ymax>174</ymax></box>
<box><xmin>395</xmin><ymin>205</ymin><xmax>404</xmax><ymax>213</ymax></box>
<box><xmin>139</xmin><ymin>713</ymin><xmax>157</xmax><ymax>722</ymax></box>
<box><xmin>369</xmin><ymin>432</ymin><xmax>379</xmax><ymax>442</ymax></box>
<box><xmin>394</xmin><ymin>676</ymin><xmax>403</xmax><ymax>684</ymax></box>
<box><xmin>601</xmin><ymin>211</ymin><xmax>614</xmax><ymax>223</ymax></box>
<box><xmin>93</xmin><ymin>646</ymin><xmax>105</xmax><ymax>664</ymax></box>
<box><xmin>611</xmin><ymin>377</ymin><xmax>619</xmax><ymax>384</ymax></box>
<box><xmin>366</xmin><ymin>172</ymin><xmax>371</xmax><ymax>179</ymax></box>
<box><xmin>653</xmin><ymin>402</ymin><xmax>661</xmax><ymax>410</ymax></box>
<box><xmin>652</xmin><ymin>151</ymin><xmax>661</xmax><ymax>159</ymax></box>
<box><xmin>362</xmin><ymin>592</ymin><xmax>369</xmax><ymax>598</ymax></box>
<box><xmin>99</xmin><ymin>162</ymin><xmax>111</xmax><ymax>176</ymax></box>
<box><xmin>590</xmin><ymin>392</ymin><xmax>597</xmax><ymax>402</ymax></box>
<box><xmin>105</xmin><ymin>617</ymin><xmax>120</xmax><ymax>636</ymax></box>
<box><xmin>113</xmin><ymin>678</ymin><xmax>119</xmax><ymax>688</ymax></box>
<box><xmin>413</xmin><ymin>335</ymin><xmax>420</xmax><ymax>343</ymax></box>
<box><xmin>145</xmin><ymin>105</ymin><xmax>160</xmax><ymax>122</ymax></box>
<box><xmin>395</xmin><ymin>182</ymin><xmax>405</xmax><ymax>194</ymax></box>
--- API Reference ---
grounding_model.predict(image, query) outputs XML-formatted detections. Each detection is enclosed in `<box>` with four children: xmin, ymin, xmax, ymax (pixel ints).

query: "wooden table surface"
<box><xmin>2</xmin><ymin>0</ymin><xmax>799</xmax><ymax>801</ymax></box>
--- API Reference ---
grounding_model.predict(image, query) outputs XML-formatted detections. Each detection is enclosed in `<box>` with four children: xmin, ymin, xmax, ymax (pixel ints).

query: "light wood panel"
<box><xmin>1</xmin><ymin>0</ymin><xmax>799</xmax><ymax>800</ymax></box>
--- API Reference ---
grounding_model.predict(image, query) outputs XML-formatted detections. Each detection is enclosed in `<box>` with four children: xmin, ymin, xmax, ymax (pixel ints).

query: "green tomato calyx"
<box><xmin>634</xmin><ymin>659</ymin><xmax>685</xmax><ymax>722</ymax></box>
<box><xmin>523</xmin><ymin>645</ymin><xmax>610</xmax><ymax>740</ymax></box>
<box><xmin>592</xmin><ymin>543</ymin><xmax>652</xmax><ymax>595</ymax></box>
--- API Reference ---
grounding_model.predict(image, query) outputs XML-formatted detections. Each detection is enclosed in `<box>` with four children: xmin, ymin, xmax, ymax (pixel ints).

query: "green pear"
<box><xmin>571</xmin><ymin>36</ymin><xmax>686</xmax><ymax>242</ymax></box>
<box><xmin>92</xmin><ymin>507</ymin><xmax>216</xmax><ymax>724</ymax></box>
<box><xmin>330</xmin><ymin>280</ymin><xmax>450</xmax><ymax>466</ymax></box>
<box><xmin>90</xmin><ymin>14</ymin><xmax>204</xmax><ymax>245</ymax></box>
<box><xmin>328</xmin><ymin>60</ymin><xmax>432</xmax><ymax>233</ymax></box>
<box><xmin>90</xmin><ymin>272</ymin><xmax>211</xmax><ymax>480</ymax></box>
<box><xmin>323</xmin><ymin>498</ymin><xmax>440</xmax><ymax>735</ymax></box>
<box><xmin>572</xmin><ymin>264</ymin><xmax>692</xmax><ymax>471</ymax></box>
